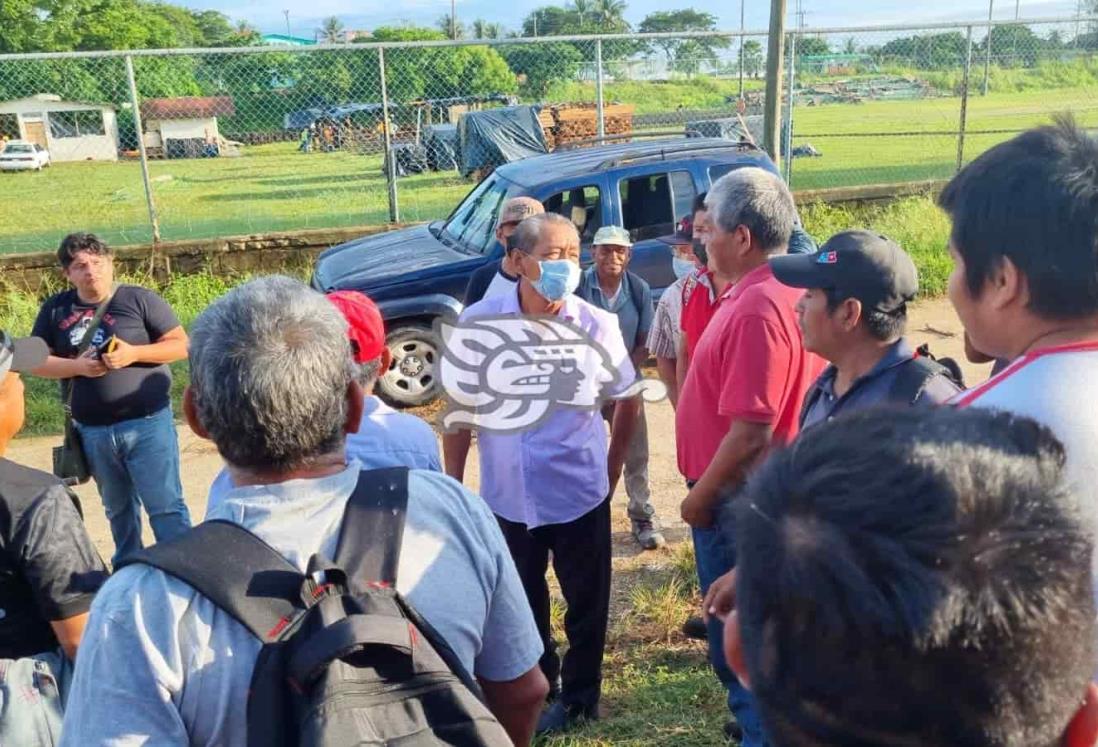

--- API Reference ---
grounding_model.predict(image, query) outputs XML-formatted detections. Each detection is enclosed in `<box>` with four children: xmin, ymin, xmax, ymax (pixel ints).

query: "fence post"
<box><xmin>124</xmin><ymin>54</ymin><xmax>160</xmax><ymax>245</ymax></box>
<box><xmin>957</xmin><ymin>26</ymin><xmax>974</xmax><ymax>172</ymax></box>
<box><xmin>738</xmin><ymin>0</ymin><xmax>746</xmax><ymax>99</ymax></box>
<box><xmin>595</xmin><ymin>38</ymin><xmax>606</xmax><ymax>139</ymax></box>
<box><xmin>378</xmin><ymin>46</ymin><xmax>400</xmax><ymax>224</ymax></box>
<box><xmin>982</xmin><ymin>5</ymin><xmax>993</xmax><ymax>95</ymax></box>
<box><xmin>783</xmin><ymin>31</ymin><xmax>797</xmax><ymax>183</ymax></box>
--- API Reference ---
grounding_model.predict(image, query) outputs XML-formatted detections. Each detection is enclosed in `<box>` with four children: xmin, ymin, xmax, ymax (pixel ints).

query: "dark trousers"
<box><xmin>496</xmin><ymin>499</ymin><xmax>612</xmax><ymax>709</ymax></box>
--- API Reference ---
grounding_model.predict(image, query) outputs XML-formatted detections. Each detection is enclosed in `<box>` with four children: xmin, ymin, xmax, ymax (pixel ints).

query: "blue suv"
<box><xmin>312</xmin><ymin>137</ymin><xmax>793</xmax><ymax>406</ymax></box>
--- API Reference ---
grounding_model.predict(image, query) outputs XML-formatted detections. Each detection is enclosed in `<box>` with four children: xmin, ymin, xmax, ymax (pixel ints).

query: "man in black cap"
<box><xmin>770</xmin><ymin>230</ymin><xmax>961</xmax><ymax>431</ymax></box>
<box><xmin>0</xmin><ymin>330</ymin><xmax>109</xmax><ymax>744</ymax></box>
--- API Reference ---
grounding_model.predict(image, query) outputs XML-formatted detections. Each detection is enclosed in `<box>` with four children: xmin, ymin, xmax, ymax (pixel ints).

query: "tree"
<box><xmin>592</xmin><ymin>0</ymin><xmax>627</xmax><ymax>28</ymax></box>
<box><xmin>436</xmin><ymin>13</ymin><xmax>466</xmax><ymax>39</ymax></box>
<box><xmin>843</xmin><ymin>37</ymin><xmax>857</xmax><ymax>55</ymax></box>
<box><xmin>740</xmin><ymin>39</ymin><xmax>763</xmax><ymax>78</ymax></box>
<box><xmin>977</xmin><ymin>24</ymin><xmax>1042</xmax><ymax>67</ymax></box>
<box><xmin>191</xmin><ymin>10</ymin><xmax>235</xmax><ymax>46</ymax></box>
<box><xmin>522</xmin><ymin>6</ymin><xmax>575</xmax><ymax>36</ymax></box>
<box><xmin>368</xmin><ymin>26</ymin><xmax>516</xmax><ymax>101</ymax></box>
<box><xmin>796</xmin><ymin>36</ymin><xmax>830</xmax><ymax>58</ymax></box>
<box><xmin>471</xmin><ymin>19</ymin><xmax>503</xmax><ymax>40</ymax></box>
<box><xmin>638</xmin><ymin>9</ymin><xmax>728</xmax><ymax>72</ymax></box>
<box><xmin>317</xmin><ymin>16</ymin><xmax>345</xmax><ymax>44</ymax></box>
<box><xmin>500</xmin><ymin>42</ymin><xmax>584</xmax><ymax>96</ymax></box>
<box><xmin>877</xmin><ymin>31</ymin><xmax>966</xmax><ymax>69</ymax></box>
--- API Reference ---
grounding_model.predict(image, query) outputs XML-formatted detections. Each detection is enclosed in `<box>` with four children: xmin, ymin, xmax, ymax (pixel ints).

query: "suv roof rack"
<box><xmin>595</xmin><ymin>139</ymin><xmax>761</xmax><ymax>170</ymax></box>
<box><xmin>555</xmin><ymin>130</ymin><xmax>705</xmax><ymax>151</ymax></box>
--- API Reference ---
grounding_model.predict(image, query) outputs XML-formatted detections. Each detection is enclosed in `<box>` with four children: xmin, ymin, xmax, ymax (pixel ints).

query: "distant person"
<box><xmin>676</xmin><ymin>168</ymin><xmax>824</xmax><ymax>746</ymax></box>
<box><xmin>770</xmin><ymin>229</ymin><xmax>961</xmax><ymax>431</ymax></box>
<box><xmin>577</xmin><ymin>225</ymin><xmax>663</xmax><ymax>550</ymax></box>
<box><xmin>941</xmin><ymin>118</ymin><xmax>1098</xmax><ymax>608</ymax></box>
<box><xmin>0</xmin><ymin>330</ymin><xmax>109</xmax><ymax>745</ymax></box>
<box><xmin>464</xmin><ymin>197</ymin><xmax>546</xmax><ymax>306</ymax></box>
<box><xmin>62</xmin><ymin>276</ymin><xmax>548</xmax><ymax>746</ymax></box>
<box><xmin>206</xmin><ymin>289</ymin><xmax>440</xmax><ymax>511</ymax></box>
<box><xmin>30</xmin><ymin>233</ymin><xmax>191</xmax><ymax>567</ymax></box>
<box><xmin>647</xmin><ymin>199</ymin><xmax>707</xmax><ymax>408</ymax></box>
<box><xmin>716</xmin><ymin>407</ymin><xmax>1098</xmax><ymax>747</ymax></box>
<box><xmin>444</xmin><ymin>214</ymin><xmax>641</xmax><ymax>735</ymax></box>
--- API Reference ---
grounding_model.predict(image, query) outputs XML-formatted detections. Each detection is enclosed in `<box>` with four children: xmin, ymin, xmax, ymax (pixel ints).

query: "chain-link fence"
<box><xmin>0</xmin><ymin>15</ymin><xmax>1095</xmax><ymax>254</ymax></box>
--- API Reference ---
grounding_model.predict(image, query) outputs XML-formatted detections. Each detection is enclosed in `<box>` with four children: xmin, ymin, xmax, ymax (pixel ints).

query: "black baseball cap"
<box><xmin>0</xmin><ymin>330</ymin><xmax>47</xmax><ymax>378</ymax></box>
<box><xmin>769</xmin><ymin>230</ymin><xmax>919</xmax><ymax>313</ymax></box>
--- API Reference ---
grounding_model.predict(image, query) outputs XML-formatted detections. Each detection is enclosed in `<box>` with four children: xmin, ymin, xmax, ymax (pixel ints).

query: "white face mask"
<box><xmin>672</xmin><ymin>257</ymin><xmax>696</xmax><ymax>280</ymax></box>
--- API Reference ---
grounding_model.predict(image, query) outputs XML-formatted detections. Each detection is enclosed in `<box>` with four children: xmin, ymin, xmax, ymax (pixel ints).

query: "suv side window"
<box><xmin>709</xmin><ymin>164</ymin><xmax>736</xmax><ymax>184</ymax></box>
<box><xmin>441</xmin><ymin>173</ymin><xmax>510</xmax><ymax>255</ymax></box>
<box><xmin>618</xmin><ymin>170</ymin><xmax>696</xmax><ymax>242</ymax></box>
<box><xmin>543</xmin><ymin>185</ymin><xmax>602</xmax><ymax>245</ymax></box>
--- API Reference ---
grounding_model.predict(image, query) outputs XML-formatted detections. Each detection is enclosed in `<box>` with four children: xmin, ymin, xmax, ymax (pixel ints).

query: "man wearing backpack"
<box><xmin>577</xmin><ymin>225</ymin><xmax>664</xmax><ymax>551</ymax></box>
<box><xmin>769</xmin><ymin>230</ymin><xmax>961</xmax><ymax>431</ymax></box>
<box><xmin>61</xmin><ymin>276</ymin><xmax>548</xmax><ymax>746</ymax></box>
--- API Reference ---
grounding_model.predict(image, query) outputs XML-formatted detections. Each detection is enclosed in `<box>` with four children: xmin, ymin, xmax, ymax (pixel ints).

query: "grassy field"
<box><xmin>0</xmin><ymin>84</ymin><xmax>1094</xmax><ymax>255</ymax></box>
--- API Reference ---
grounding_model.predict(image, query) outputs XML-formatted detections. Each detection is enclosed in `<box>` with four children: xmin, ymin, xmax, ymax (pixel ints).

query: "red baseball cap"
<box><xmin>326</xmin><ymin>291</ymin><xmax>386</xmax><ymax>363</ymax></box>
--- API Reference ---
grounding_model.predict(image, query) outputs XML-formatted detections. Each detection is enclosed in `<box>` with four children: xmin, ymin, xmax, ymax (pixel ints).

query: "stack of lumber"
<box><xmin>539</xmin><ymin>103</ymin><xmax>635</xmax><ymax>149</ymax></box>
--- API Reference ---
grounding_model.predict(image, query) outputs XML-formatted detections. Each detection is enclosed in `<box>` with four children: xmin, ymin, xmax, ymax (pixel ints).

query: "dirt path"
<box><xmin>8</xmin><ymin>296</ymin><xmax>987</xmax><ymax>569</ymax></box>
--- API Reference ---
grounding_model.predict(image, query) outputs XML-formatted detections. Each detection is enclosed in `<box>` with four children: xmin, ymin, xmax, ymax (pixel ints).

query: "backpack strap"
<box><xmin>334</xmin><ymin>467</ymin><xmax>410</xmax><ymax>588</ymax></box>
<box><xmin>121</xmin><ymin>520</ymin><xmax>306</xmax><ymax>642</ymax></box>
<box><xmin>887</xmin><ymin>355</ymin><xmax>950</xmax><ymax>406</ymax></box>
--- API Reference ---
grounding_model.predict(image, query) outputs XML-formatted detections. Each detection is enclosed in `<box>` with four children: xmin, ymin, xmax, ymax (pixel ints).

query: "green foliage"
<box><xmin>637</xmin><ymin>10</ymin><xmax>729</xmax><ymax>76</ymax></box>
<box><xmin>796</xmin><ymin>36</ymin><xmax>830</xmax><ymax>58</ymax></box>
<box><xmin>741</xmin><ymin>39</ymin><xmax>764</xmax><ymax>78</ymax></box>
<box><xmin>892</xmin><ymin>57</ymin><xmax>1098</xmax><ymax>95</ymax></box>
<box><xmin>874</xmin><ymin>31</ymin><xmax>968</xmax><ymax>70</ymax></box>
<box><xmin>501</xmin><ymin>43</ymin><xmax>584</xmax><ymax>98</ymax></box>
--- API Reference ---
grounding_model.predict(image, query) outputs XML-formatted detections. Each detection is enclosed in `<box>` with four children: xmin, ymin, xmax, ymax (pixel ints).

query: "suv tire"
<box><xmin>378</xmin><ymin>322</ymin><xmax>441</xmax><ymax>408</ymax></box>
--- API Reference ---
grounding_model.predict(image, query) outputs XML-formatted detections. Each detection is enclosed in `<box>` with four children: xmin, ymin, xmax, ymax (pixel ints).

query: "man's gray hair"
<box><xmin>508</xmin><ymin>213</ymin><xmax>579</xmax><ymax>254</ymax></box>
<box><xmin>189</xmin><ymin>275</ymin><xmax>353</xmax><ymax>472</ymax></box>
<box><xmin>706</xmin><ymin>167</ymin><xmax>797</xmax><ymax>254</ymax></box>
<box><xmin>353</xmin><ymin>358</ymin><xmax>382</xmax><ymax>390</ymax></box>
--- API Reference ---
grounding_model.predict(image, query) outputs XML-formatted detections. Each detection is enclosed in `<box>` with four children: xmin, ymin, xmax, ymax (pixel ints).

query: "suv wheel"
<box><xmin>378</xmin><ymin>323</ymin><xmax>441</xmax><ymax>408</ymax></box>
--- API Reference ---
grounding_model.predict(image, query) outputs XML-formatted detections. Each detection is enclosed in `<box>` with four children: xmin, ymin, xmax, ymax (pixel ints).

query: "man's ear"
<box><xmin>344</xmin><ymin>380</ymin><xmax>365</xmax><ymax>435</ymax></box>
<box><xmin>986</xmin><ymin>256</ymin><xmax>1026</xmax><ymax>312</ymax></box>
<box><xmin>734</xmin><ymin>225</ymin><xmax>753</xmax><ymax>256</ymax></box>
<box><xmin>724</xmin><ymin>611</ymin><xmax>752</xmax><ymax>691</ymax></box>
<box><xmin>839</xmin><ymin>298</ymin><xmax>863</xmax><ymax>332</ymax></box>
<box><xmin>378</xmin><ymin>347</ymin><xmax>393</xmax><ymax>378</ymax></box>
<box><xmin>182</xmin><ymin>387</ymin><xmax>210</xmax><ymax>440</ymax></box>
<box><xmin>1062</xmin><ymin>683</ymin><xmax>1098</xmax><ymax>747</ymax></box>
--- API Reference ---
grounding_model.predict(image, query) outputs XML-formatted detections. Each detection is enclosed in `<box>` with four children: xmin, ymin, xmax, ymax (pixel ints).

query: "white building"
<box><xmin>140</xmin><ymin>96</ymin><xmax>235</xmax><ymax>158</ymax></box>
<box><xmin>0</xmin><ymin>94</ymin><xmax>119</xmax><ymax>162</ymax></box>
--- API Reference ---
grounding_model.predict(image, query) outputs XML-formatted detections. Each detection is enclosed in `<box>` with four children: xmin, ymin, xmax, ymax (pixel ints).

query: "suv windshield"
<box><xmin>441</xmin><ymin>173</ymin><xmax>510</xmax><ymax>255</ymax></box>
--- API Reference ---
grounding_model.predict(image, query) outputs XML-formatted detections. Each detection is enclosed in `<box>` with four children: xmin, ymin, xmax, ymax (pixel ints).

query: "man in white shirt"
<box><xmin>942</xmin><ymin>117</ymin><xmax>1098</xmax><ymax>576</ymax></box>
<box><xmin>61</xmin><ymin>276</ymin><xmax>548</xmax><ymax>746</ymax></box>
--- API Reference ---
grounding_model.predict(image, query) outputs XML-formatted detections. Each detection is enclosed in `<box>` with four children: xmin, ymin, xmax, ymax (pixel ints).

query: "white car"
<box><xmin>0</xmin><ymin>141</ymin><xmax>51</xmax><ymax>171</ymax></box>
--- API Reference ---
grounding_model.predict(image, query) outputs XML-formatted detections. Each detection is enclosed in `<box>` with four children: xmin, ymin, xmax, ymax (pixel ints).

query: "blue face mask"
<box><xmin>672</xmin><ymin>256</ymin><xmax>696</xmax><ymax>280</ymax></box>
<box><xmin>530</xmin><ymin>259</ymin><xmax>581</xmax><ymax>302</ymax></box>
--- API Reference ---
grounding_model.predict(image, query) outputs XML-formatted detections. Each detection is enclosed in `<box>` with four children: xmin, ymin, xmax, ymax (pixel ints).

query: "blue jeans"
<box><xmin>0</xmin><ymin>649</ymin><xmax>71</xmax><ymax>746</ymax></box>
<box><xmin>692</xmin><ymin>524</ymin><xmax>769</xmax><ymax>747</ymax></box>
<box><xmin>76</xmin><ymin>406</ymin><xmax>191</xmax><ymax>566</ymax></box>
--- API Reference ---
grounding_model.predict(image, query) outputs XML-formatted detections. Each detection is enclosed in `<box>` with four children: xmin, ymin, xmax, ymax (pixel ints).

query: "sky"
<box><xmin>190</xmin><ymin>0</ymin><xmax>1082</xmax><ymax>40</ymax></box>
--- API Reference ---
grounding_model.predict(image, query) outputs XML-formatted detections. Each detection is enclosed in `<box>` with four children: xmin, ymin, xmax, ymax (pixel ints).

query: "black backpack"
<box><xmin>123</xmin><ymin>467</ymin><xmax>511</xmax><ymax>747</ymax></box>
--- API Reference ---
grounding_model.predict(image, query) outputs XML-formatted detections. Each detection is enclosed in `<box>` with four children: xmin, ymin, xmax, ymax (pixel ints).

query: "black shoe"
<box><xmin>724</xmin><ymin>719</ymin><xmax>743</xmax><ymax>742</ymax></box>
<box><xmin>536</xmin><ymin>700</ymin><xmax>598</xmax><ymax>735</ymax></box>
<box><xmin>683</xmin><ymin>615</ymin><xmax>708</xmax><ymax>641</ymax></box>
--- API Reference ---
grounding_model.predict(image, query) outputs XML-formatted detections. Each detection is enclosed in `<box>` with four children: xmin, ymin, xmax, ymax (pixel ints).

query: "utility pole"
<box><xmin>1015</xmin><ymin>0</ymin><xmax>1020</xmax><ymax>18</ymax></box>
<box><xmin>738</xmin><ymin>0</ymin><xmax>746</xmax><ymax>98</ymax></box>
<box><xmin>763</xmin><ymin>0</ymin><xmax>789</xmax><ymax>161</ymax></box>
<box><xmin>451</xmin><ymin>0</ymin><xmax>456</xmax><ymax>39</ymax></box>
<box><xmin>283</xmin><ymin>9</ymin><xmax>290</xmax><ymax>36</ymax></box>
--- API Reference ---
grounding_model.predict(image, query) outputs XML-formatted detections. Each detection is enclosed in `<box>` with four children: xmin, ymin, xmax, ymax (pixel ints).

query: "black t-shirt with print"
<box><xmin>31</xmin><ymin>285</ymin><xmax>181</xmax><ymax>426</ymax></box>
<box><xmin>0</xmin><ymin>459</ymin><xmax>108</xmax><ymax>659</ymax></box>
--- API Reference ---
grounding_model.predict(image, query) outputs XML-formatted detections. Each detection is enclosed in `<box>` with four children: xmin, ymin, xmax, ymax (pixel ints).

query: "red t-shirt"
<box><xmin>675</xmin><ymin>263</ymin><xmax>825</xmax><ymax>481</ymax></box>
<box><xmin>680</xmin><ymin>270</ymin><xmax>720</xmax><ymax>359</ymax></box>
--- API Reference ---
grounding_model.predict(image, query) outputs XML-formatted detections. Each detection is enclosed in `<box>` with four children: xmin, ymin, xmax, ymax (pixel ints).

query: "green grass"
<box><xmin>1</xmin><ymin>83</ymin><xmax>1094</xmax><ymax>256</ymax></box>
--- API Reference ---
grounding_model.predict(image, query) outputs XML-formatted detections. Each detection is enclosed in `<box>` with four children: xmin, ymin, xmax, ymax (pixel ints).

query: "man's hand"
<box><xmin>703</xmin><ymin>569</ymin><xmax>736</xmax><ymax>624</ymax></box>
<box><xmin>680</xmin><ymin>485</ymin><xmax>716</xmax><ymax>529</ymax></box>
<box><xmin>75</xmin><ymin>355</ymin><xmax>107</xmax><ymax>378</ymax></box>
<box><xmin>102</xmin><ymin>338</ymin><xmax>138</xmax><ymax>370</ymax></box>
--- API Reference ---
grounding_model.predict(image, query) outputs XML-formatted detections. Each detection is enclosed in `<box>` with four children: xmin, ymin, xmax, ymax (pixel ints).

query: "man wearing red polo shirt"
<box><xmin>676</xmin><ymin>167</ymin><xmax>824</xmax><ymax>746</ymax></box>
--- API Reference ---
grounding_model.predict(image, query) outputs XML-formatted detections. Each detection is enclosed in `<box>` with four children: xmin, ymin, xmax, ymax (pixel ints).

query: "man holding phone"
<box><xmin>30</xmin><ymin>233</ymin><xmax>192</xmax><ymax>566</ymax></box>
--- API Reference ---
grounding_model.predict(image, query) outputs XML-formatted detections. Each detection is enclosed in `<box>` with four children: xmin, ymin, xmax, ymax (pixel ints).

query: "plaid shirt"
<box><xmin>647</xmin><ymin>275</ymin><xmax>689</xmax><ymax>359</ymax></box>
